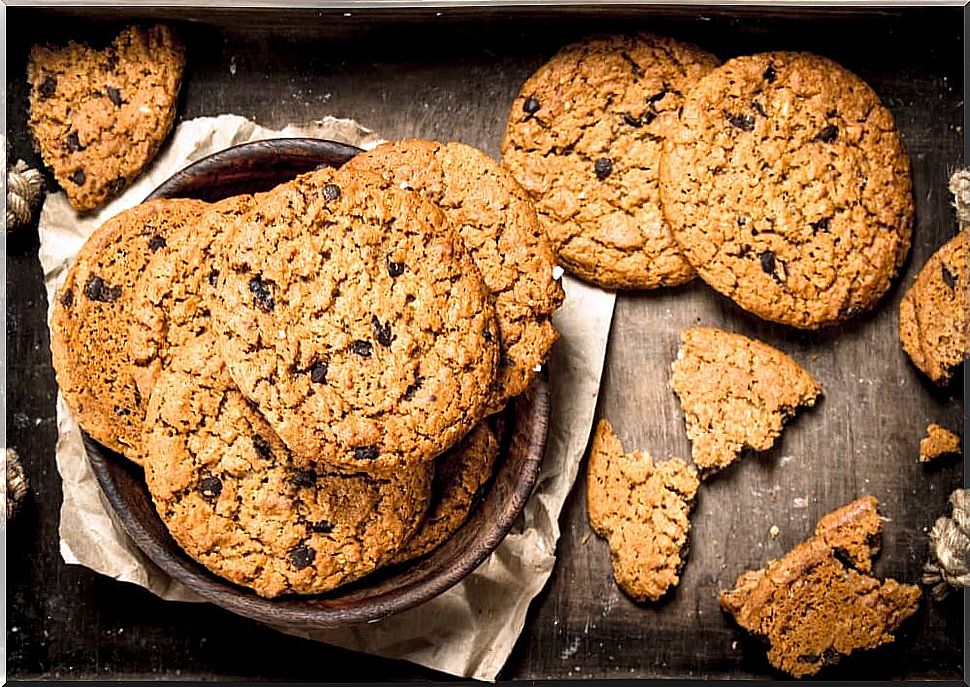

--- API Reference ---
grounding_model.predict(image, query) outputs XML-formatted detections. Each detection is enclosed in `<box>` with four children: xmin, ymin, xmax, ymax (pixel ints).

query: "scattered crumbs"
<box><xmin>561</xmin><ymin>636</ymin><xmax>582</xmax><ymax>659</ymax></box>
<box><xmin>343</xmin><ymin>11</ymin><xmax>352</xmax><ymax>16</ymax></box>
<box><xmin>228</xmin><ymin>55</ymin><xmax>236</xmax><ymax>76</ymax></box>
<box><xmin>769</xmin><ymin>525</ymin><xmax>780</xmax><ymax>538</ymax></box>
<box><xmin>732</xmin><ymin>640</ymin><xmax>738</xmax><ymax>650</ymax></box>
<box><xmin>793</xmin><ymin>497</ymin><xmax>808</xmax><ymax>509</ymax></box>
<box><xmin>574</xmin><ymin>666</ymin><xmax>581</xmax><ymax>673</ymax></box>
<box><xmin>778</xmin><ymin>455</ymin><xmax>793</xmax><ymax>466</ymax></box>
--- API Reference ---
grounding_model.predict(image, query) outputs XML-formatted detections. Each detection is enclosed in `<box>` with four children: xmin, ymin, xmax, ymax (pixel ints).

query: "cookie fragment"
<box><xmin>586</xmin><ymin>419</ymin><xmax>699</xmax><ymax>602</ymax></box>
<box><xmin>27</xmin><ymin>25</ymin><xmax>185</xmax><ymax>211</ymax></box>
<box><xmin>720</xmin><ymin>496</ymin><xmax>921</xmax><ymax>678</ymax></box>
<box><xmin>670</xmin><ymin>327</ymin><xmax>822</xmax><ymax>474</ymax></box>
<box><xmin>919</xmin><ymin>423</ymin><xmax>961</xmax><ymax>463</ymax></box>
<box><xmin>899</xmin><ymin>229</ymin><xmax>969</xmax><ymax>386</ymax></box>
<box><xmin>501</xmin><ymin>33</ymin><xmax>719</xmax><ymax>290</ymax></box>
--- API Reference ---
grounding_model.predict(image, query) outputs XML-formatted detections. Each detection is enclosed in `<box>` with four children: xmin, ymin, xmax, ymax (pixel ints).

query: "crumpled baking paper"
<box><xmin>38</xmin><ymin>114</ymin><xmax>615</xmax><ymax>681</ymax></box>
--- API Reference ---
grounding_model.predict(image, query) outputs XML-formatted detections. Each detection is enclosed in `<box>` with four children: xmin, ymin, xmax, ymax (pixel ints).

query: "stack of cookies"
<box><xmin>50</xmin><ymin>140</ymin><xmax>564</xmax><ymax>598</ymax></box>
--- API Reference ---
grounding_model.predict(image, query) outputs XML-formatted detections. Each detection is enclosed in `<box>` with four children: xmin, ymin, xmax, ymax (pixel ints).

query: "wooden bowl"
<box><xmin>84</xmin><ymin>138</ymin><xmax>550</xmax><ymax>628</ymax></box>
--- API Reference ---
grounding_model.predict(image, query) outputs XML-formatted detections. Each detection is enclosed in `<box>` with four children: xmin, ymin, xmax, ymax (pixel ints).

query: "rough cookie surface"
<box><xmin>501</xmin><ymin>34</ymin><xmax>719</xmax><ymax>289</ymax></box>
<box><xmin>129</xmin><ymin>194</ymin><xmax>259</xmax><ymax>400</ymax></box>
<box><xmin>344</xmin><ymin>139</ymin><xmax>564</xmax><ymax>412</ymax></box>
<box><xmin>720</xmin><ymin>496</ymin><xmax>921</xmax><ymax>678</ymax></box>
<box><xmin>919</xmin><ymin>423</ymin><xmax>961</xmax><ymax>463</ymax></box>
<box><xmin>143</xmin><ymin>335</ymin><xmax>433</xmax><ymax>598</ymax></box>
<box><xmin>661</xmin><ymin>52</ymin><xmax>913</xmax><ymax>328</ymax></box>
<box><xmin>50</xmin><ymin>198</ymin><xmax>208</xmax><ymax>462</ymax></box>
<box><xmin>211</xmin><ymin>167</ymin><xmax>499</xmax><ymax>472</ymax></box>
<box><xmin>586</xmin><ymin>418</ymin><xmax>699</xmax><ymax>601</ymax></box>
<box><xmin>899</xmin><ymin>229</ymin><xmax>969</xmax><ymax>385</ymax></box>
<box><xmin>389</xmin><ymin>421</ymin><xmax>500</xmax><ymax>564</ymax></box>
<box><xmin>28</xmin><ymin>25</ymin><xmax>185</xmax><ymax>211</ymax></box>
<box><xmin>670</xmin><ymin>327</ymin><xmax>822</xmax><ymax>473</ymax></box>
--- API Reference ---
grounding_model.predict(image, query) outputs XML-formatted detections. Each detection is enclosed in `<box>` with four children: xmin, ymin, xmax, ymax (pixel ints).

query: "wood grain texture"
<box><xmin>6</xmin><ymin>5</ymin><xmax>964</xmax><ymax>680</ymax></box>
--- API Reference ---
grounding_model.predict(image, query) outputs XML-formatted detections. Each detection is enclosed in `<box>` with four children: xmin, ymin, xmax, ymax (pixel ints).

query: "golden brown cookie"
<box><xmin>211</xmin><ymin>167</ymin><xmax>500</xmax><ymax>473</ymax></box>
<box><xmin>670</xmin><ymin>327</ymin><xmax>822</xmax><ymax>474</ymax></box>
<box><xmin>28</xmin><ymin>25</ymin><xmax>185</xmax><ymax>212</ymax></box>
<box><xmin>129</xmin><ymin>194</ymin><xmax>259</xmax><ymax>400</ymax></box>
<box><xmin>720</xmin><ymin>496</ymin><xmax>921</xmax><ymax>678</ymax></box>
<box><xmin>143</xmin><ymin>334</ymin><xmax>433</xmax><ymax>599</ymax></box>
<box><xmin>661</xmin><ymin>52</ymin><xmax>913</xmax><ymax>328</ymax></box>
<box><xmin>899</xmin><ymin>229</ymin><xmax>969</xmax><ymax>385</ymax></box>
<box><xmin>389</xmin><ymin>421</ymin><xmax>500</xmax><ymax>564</ymax></box>
<box><xmin>501</xmin><ymin>34</ymin><xmax>719</xmax><ymax>289</ymax></box>
<box><xmin>919</xmin><ymin>423</ymin><xmax>961</xmax><ymax>463</ymax></box>
<box><xmin>586</xmin><ymin>418</ymin><xmax>699</xmax><ymax>602</ymax></box>
<box><xmin>343</xmin><ymin>139</ymin><xmax>564</xmax><ymax>412</ymax></box>
<box><xmin>50</xmin><ymin>198</ymin><xmax>208</xmax><ymax>462</ymax></box>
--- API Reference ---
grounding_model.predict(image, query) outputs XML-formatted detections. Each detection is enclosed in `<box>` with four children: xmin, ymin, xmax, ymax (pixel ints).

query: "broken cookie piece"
<box><xmin>670</xmin><ymin>327</ymin><xmax>822</xmax><ymax>474</ymax></box>
<box><xmin>586</xmin><ymin>418</ymin><xmax>699</xmax><ymax>602</ymax></box>
<box><xmin>720</xmin><ymin>496</ymin><xmax>921</xmax><ymax>678</ymax></box>
<box><xmin>919</xmin><ymin>423</ymin><xmax>961</xmax><ymax>463</ymax></box>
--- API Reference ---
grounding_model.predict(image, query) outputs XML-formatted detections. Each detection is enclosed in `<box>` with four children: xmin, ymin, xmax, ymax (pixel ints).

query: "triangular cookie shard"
<box><xmin>586</xmin><ymin>419</ymin><xmax>699</xmax><ymax>602</ymax></box>
<box><xmin>670</xmin><ymin>327</ymin><xmax>822</xmax><ymax>474</ymax></box>
<box><xmin>719</xmin><ymin>496</ymin><xmax>921</xmax><ymax>678</ymax></box>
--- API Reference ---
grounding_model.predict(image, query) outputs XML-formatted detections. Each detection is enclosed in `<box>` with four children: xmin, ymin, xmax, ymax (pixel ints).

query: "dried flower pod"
<box><xmin>922</xmin><ymin>489</ymin><xmax>970</xmax><ymax>600</ymax></box>
<box><xmin>5</xmin><ymin>447</ymin><xmax>29</xmax><ymax>522</ymax></box>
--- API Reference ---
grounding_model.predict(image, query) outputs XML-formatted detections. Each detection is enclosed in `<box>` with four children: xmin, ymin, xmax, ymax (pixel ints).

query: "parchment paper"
<box><xmin>38</xmin><ymin>114</ymin><xmax>616</xmax><ymax>681</ymax></box>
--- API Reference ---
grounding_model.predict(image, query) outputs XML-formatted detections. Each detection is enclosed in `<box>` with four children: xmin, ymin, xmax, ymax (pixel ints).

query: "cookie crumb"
<box><xmin>769</xmin><ymin>525</ymin><xmax>780</xmax><ymax>538</ymax></box>
<box><xmin>919</xmin><ymin>423</ymin><xmax>961</xmax><ymax>462</ymax></box>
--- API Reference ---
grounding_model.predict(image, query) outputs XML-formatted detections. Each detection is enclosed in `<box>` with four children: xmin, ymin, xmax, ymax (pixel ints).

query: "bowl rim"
<box><xmin>85</xmin><ymin>136</ymin><xmax>552</xmax><ymax>628</ymax></box>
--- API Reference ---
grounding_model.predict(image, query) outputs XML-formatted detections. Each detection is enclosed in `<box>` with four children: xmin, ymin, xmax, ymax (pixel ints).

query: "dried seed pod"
<box><xmin>922</xmin><ymin>489</ymin><xmax>970</xmax><ymax>600</ymax></box>
<box><xmin>5</xmin><ymin>447</ymin><xmax>29</xmax><ymax>522</ymax></box>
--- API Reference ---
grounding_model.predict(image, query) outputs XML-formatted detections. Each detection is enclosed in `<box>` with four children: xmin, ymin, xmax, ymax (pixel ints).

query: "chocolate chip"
<box><xmin>198</xmin><ymin>476</ymin><xmax>223</xmax><ymax>500</ymax></box>
<box><xmin>350</xmin><ymin>340</ymin><xmax>372</xmax><ymax>357</ymax></box>
<box><xmin>522</xmin><ymin>96</ymin><xmax>541</xmax><ymax>115</ymax></box>
<box><xmin>594</xmin><ymin>157</ymin><xmax>613</xmax><ymax>180</ymax></box>
<box><xmin>148</xmin><ymin>235</ymin><xmax>167</xmax><ymax>252</ymax></box>
<box><xmin>647</xmin><ymin>87</ymin><xmax>668</xmax><ymax>105</ymax></box>
<box><xmin>942</xmin><ymin>263</ymin><xmax>958</xmax><ymax>289</ymax></box>
<box><xmin>66</xmin><ymin>131</ymin><xmax>83</xmax><ymax>152</ymax></box>
<box><xmin>371</xmin><ymin>315</ymin><xmax>393</xmax><ymax>347</ymax></box>
<box><xmin>252</xmin><ymin>434</ymin><xmax>273</xmax><ymax>460</ymax></box>
<box><xmin>727</xmin><ymin>113</ymin><xmax>755</xmax><ymax>132</ymax></box>
<box><xmin>133</xmin><ymin>385</ymin><xmax>142</xmax><ymax>408</ymax></box>
<box><xmin>84</xmin><ymin>275</ymin><xmax>121</xmax><ymax>302</ymax></box>
<box><xmin>310</xmin><ymin>520</ymin><xmax>334</xmax><ymax>534</ymax></box>
<box><xmin>622</xmin><ymin>113</ymin><xmax>642</xmax><ymax>128</ymax></box>
<box><xmin>752</xmin><ymin>100</ymin><xmax>767</xmax><ymax>117</ymax></box>
<box><xmin>106</xmin><ymin>86</ymin><xmax>123</xmax><ymax>107</ymax></box>
<box><xmin>104</xmin><ymin>49</ymin><xmax>119</xmax><ymax>72</ymax></box>
<box><xmin>322</xmin><ymin>183</ymin><xmax>341</xmax><ymax>201</ymax></box>
<box><xmin>759</xmin><ymin>250</ymin><xmax>777</xmax><ymax>275</ymax></box>
<box><xmin>309</xmin><ymin>360</ymin><xmax>328</xmax><ymax>383</ymax></box>
<box><xmin>403</xmin><ymin>375</ymin><xmax>424</xmax><ymax>400</ymax></box>
<box><xmin>39</xmin><ymin>75</ymin><xmax>57</xmax><ymax>98</ymax></box>
<box><xmin>248</xmin><ymin>276</ymin><xmax>275</xmax><ymax>312</ymax></box>
<box><xmin>620</xmin><ymin>52</ymin><xmax>644</xmax><ymax>79</ymax></box>
<box><xmin>386</xmin><ymin>254</ymin><xmax>405</xmax><ymax>278</ymax></box>
<box><xmin>818</xmin><ymin>124</ymin><xmax>839</xmax><ymax>143</ymax></box>
<box><xmin>288</xmin><ymin>544</ymin><xmax>316</xmax><ymax>570</ymax></box>
<box><xmin>289</xmin><ymin>468</ymin><xmax>317</xmax><ymax>488</ymax></box>
<box><xmin>763</xmin><ymin>64</ymin><xmax>777</xmax><ymax>82</ymax></box>
<box><xmin>69</xmin><ymin>169</ymin><xmax>86</xmax><ymax>186</ymax></box>
<box><xmin>108</xmin><ymin>177</ymin><xmax>127</xmax><ymax>195</ymax></box>
<box><xmin>832</xmin><ymin>548</ymin><xmax>859</xmax><ymax>571</ymax></box>
<box><xmin>483</xmin><ymin>327</ymin><xmax>493</xmax><ymax>342</ymax></box>
<box><xmin>59</xmin><ymin>288</ymin><xmax>74</xmax><ymax>307</ymax></box>
<box><xmin>207</xmin><ymin>269</ymin><xmax>220</xmax><ymax>287</ymax></box>
<box><xmin>810</xmin><ymin>217</ymin><xmax>831</xmax><ymax>234</ymax></box>
<box><xmin>353</xmin><ymin>444</ymin><xmax>379</xmax><ymax>461</ymax></box>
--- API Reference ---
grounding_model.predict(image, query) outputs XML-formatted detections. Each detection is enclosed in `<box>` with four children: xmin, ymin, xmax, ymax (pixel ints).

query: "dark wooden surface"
<box><xmin>6</xmin><ymin>6</ymin><xmax>965</xmax><ymax>681</ymax></box>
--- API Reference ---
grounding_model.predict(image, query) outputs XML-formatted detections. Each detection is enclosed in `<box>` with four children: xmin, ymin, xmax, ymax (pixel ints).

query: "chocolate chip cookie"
<box><xmin>586</xmin><ymin>419</ymin><xmax>699</xmax><ymax>602</ymax></box>
<box><xmin>129</xmin><ymin>194</ymin><xmax>259</xmax><ymax>400</ymax></box>
<box><xmin>670</xmin><ymin>327</ymin><xmax>822</xmax><ymax>474</ymax></box>
<box><xmin>899</xmin><ymin>229</ymin><xmax>969</xmax><ymax>385</ymax></box>
<box><xmin>720</xmin><ymin>496</ymin><xmax>921</xmax><ymax>677</ymax></box>
<box><xmin>389</xmin><ymin>421</ymin><xmax>500</xmax><ymax>564</ymax></box>
<box><xmin>211</xmin><ymin>167</ymin><xmax>500</xmax><ymax>472</ymax></box>
<box><xmin>50</xmin><ymin>198</ymin><xmax>208</xmax><ymax>462</ymax></box>
<box><xmin>344</xmin><ymin>139</ymin><xmax>564</xmax><ymax>412</ymax></box>
<box><xmin>143</xmin><ymin>334</ymin><xmax>433</xmax><ymax>598</ymax></box>
<box><xmin>661</xmin><ymin>52</ymin><xmax>913</xmax><ymax>328</ymax></box>
<box><xmin>28</xmin><ymin>25</ymin><xmax>185</xmax><ymax>212</ymax></box>
<box><xmin>501</xmin><ymin>34</ymin><xmax>719</xmax><ymax>289</ymax></box>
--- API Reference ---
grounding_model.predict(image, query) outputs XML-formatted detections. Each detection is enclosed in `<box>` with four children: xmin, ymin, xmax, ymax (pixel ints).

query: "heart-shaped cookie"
<box><xmin>27</xmin><ymin>25</ymin><xmax>184</xmax><ymax>212</ymax></box>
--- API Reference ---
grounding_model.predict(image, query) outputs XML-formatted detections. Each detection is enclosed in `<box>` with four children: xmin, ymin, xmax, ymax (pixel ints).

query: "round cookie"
<box><xmin>211</xmin><ymin>167</ymin><xmax>500</xmax><ymax>473</ymax></box>
<box><xmin>28</xmin><ymin>25</ymin><xmax>185</xmax><ymax>212</ymax></box>
<box><xmin>344</xmin><ymin>139</ymin><xmax>564</xmax><ymax>412</ymax></box>
<box><xmin>389</xmin><ymin>420</ymin><xmax>500</xmax><ymax>564</ymax></box>
<box><xmin>501</xmin><ymin>34</ymin><xmax>719</xmax><ymax>289</ymax></box>
<box><xmin>129</xmin><ymin>193</ymin><xmax>259</xmax><ymax>400</ymax></box>
<box><xmin>143</xmin><ymin>334</ymin><xmax>433</xmax><ymax>598</ymax></box>
<box><xmin>661</xmin><ymin>51</ymin><xmax>914</xmax><ymax>329</ymax></box>
<box><xmin>899</xmin><ymin>229</ymin><xmax>969</xmax><ymax>385</ymax></box>
<box><xmin>50</xmin><ymin>198</ymin><xmax>208</xmax><ymax>462</ymax></box>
